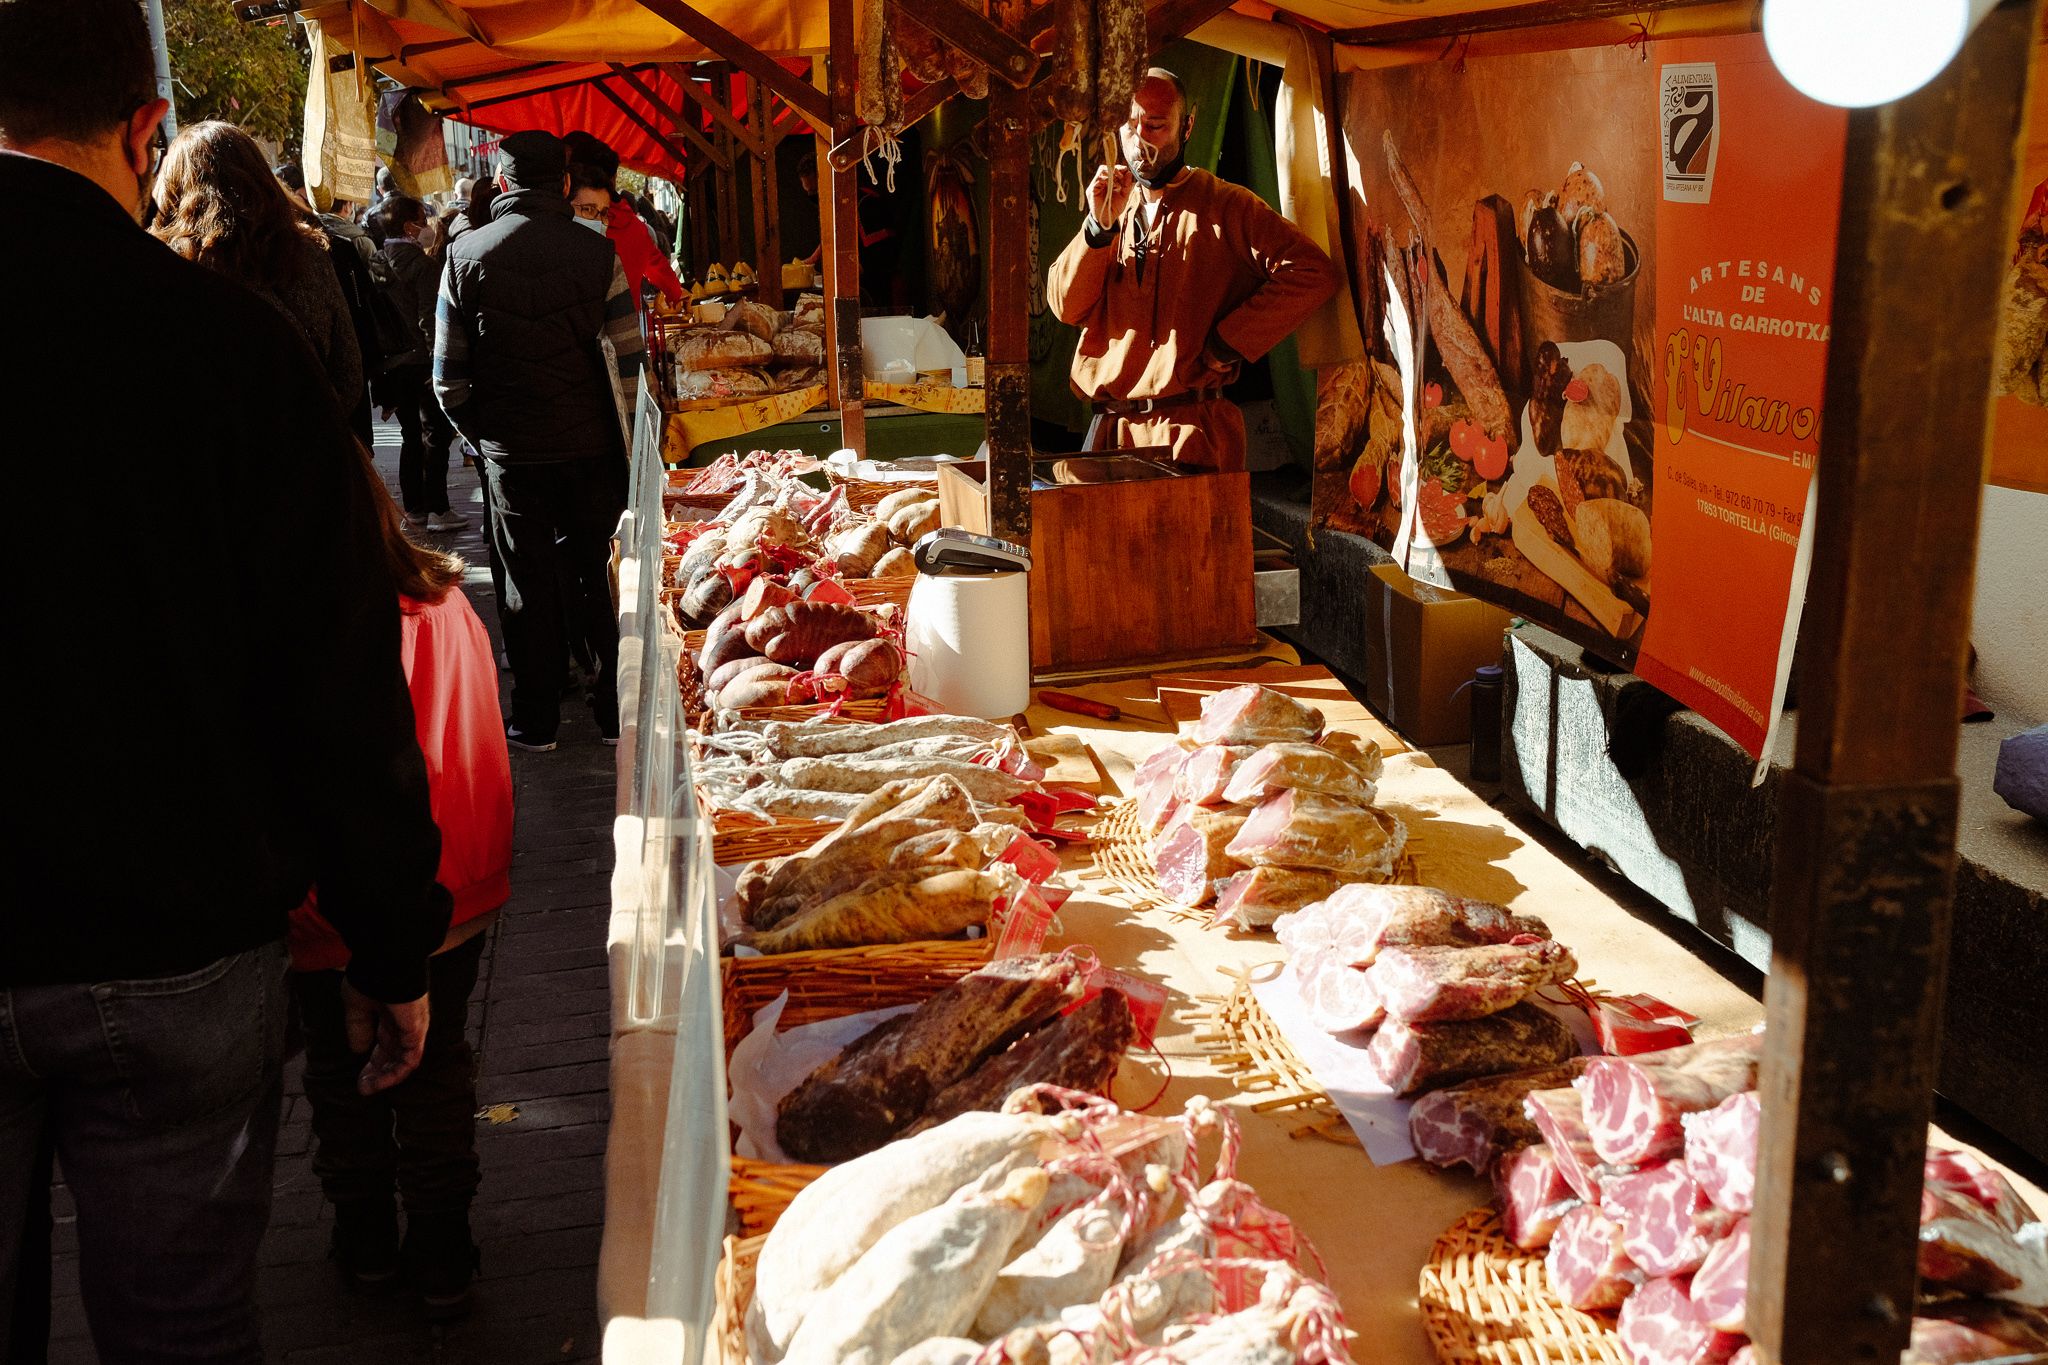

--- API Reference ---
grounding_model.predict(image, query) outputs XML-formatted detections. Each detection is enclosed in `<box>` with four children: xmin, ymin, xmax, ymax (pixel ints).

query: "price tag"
<box><xmin>1066</xmin><ymin>961</ymin><xmax>1168</xmax><ymax>1048</ymax></box>
<box><xmin>997</xmin><ymin>832</ymin><xmax>1060</xmax><ymax>885</ymax></box>
<box><xmin>1588</xmin><ymin>992</ymin><xmax>1698</xmax><ymax>1055</ymax></box>
<box><xmin>991</xmin><ymin>883</ymin><xmax>1058</xmax><ymax>959</ymax></box>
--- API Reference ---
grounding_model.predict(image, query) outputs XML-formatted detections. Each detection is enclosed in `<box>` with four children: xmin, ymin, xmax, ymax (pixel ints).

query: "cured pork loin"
<box><xmin>1617</xmin><ymin>1277</ymin><xmax>1745</xmax><ymax>1365</ymax></box>
<box><xmin>1212</xmin><ymin>867</ymin><xmax>1340</xmax><ymax>931</ymax></box>
<box><xmin>1225</xmin><ymin>790</ymin><xmax>1406</xmax><ymax>881</ymax></box>
<box><xmin>1151</xmin><ymin>805</ymin><xmax>1251</xmax><ymax>907</ymax></box>
<box><xmin>1603</xmin><ymin>1162</ymin><xmax>1717</xmax><ymax>1277</ymax></box>
<box><xmin>1174</xmin><ymin>744</ymin><xmax>1258</xmax><ymax>805</ymax></box>
<box><xmin>1221</xmin><ymin>741</ymin><xmax>1381</xmax><ymax>806</ymax></box>
<box><xmin>1681</xmin><ymin>1092</ymin><xmax>1759</xmax><ymax>1214</ymax></box>
<box><xmin>1526</xmin><ymin>1086</ymin><xmax>1639</xmax><ymax>1205</ymax></box>
<box><xmin>1687</xmin><ymin>1217</ymin><xmax>1749</xmax><ymax>1334</ymax></box>
<box><xmin>1546</xmin><ymin>1204</ymin><xmax>1643</xmax><ymax>1310</ymax></box>
<box><xmin>1494</xmin><ymin>1144</ymin><xmax>1582</xmax><ymax>1249</ymax></box>
<box><xmin>1410</xmin><ymin>1060</ymin><xmax>1591</xmax><ymax>1173</ymax></box>
<box><xmin>1368</xmin><ymin>1002</ymin><xmax>1577</xmax><ymax>1096</ymax></box>
<box><xmin>1192</xmin><ymin>684</ymin><xmax>1324</xmax><ymax>746</ymax></box>
<box><xmin>1576</xmin><ymin>1033</ymin><xmax>1763</xmax><ymax>1167</ymax></box>
<box><xmin>1904</xmin><ymin>1301</ymin><xmax>2048</xmax><ymax>1365</ymax></box>
<box><xmin>1368</xmin><ymin>938</ymin><xmax>1577</xmax><ymax>1023</ymax></box>
<box><xmin>1294</xmin><ymin>949</ymin><xmax>1384</xmax><ymax>1035</ymax></box>
<box><xmin>1918</xmin><ymin>1147</ymin><xmax>2044</xmax><ymax>1298</ymax></box>
<box><xmin>1133</xmin><ymin>743</ymin><xmax>1193</xmax><ymax>833</ymax></box>
<box><xmin>1275</xmin><ymin>885</ymin><xmax>1548</xmax><ymax>969</ymax></box>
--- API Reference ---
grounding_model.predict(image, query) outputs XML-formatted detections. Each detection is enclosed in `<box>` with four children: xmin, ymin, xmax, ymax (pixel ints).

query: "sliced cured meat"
<box><xmin>1295</xmin><ymin>948</ymin><xmax>1385</xmax><ymax>1035</ymax></box>
<box><xmin>1224</xmin><ymin>790</ymin><xmax>1406</xmax><ymax>881</ymax></box>
<box><xmin>1494</xmin><ymin>1144</ymin><xmax>1581</xmax><ymax>1250</ymax></box>
<box><xmin>1681</xmin><ymin>1092</ymin><xmax>1760</xmax><ymax>1214</ymax></box>
<box><xmin>1603</xmin><ymin>1162</ymin><xmax>1716</xmax><ymax>1278</ymax></box>
<box><xmin>1273</xmin><ymin>898</ymin><xmax>1338</xmax><ymax>957</ymax></box>
<box><xmin>1545</xmin><ymin>1204</ymin><xmax>1643</xmax><ymax>1311</ymax></box>
<box><xmin>1527</xmin><ymin>1086</ymin><xmax>1639</xmax><ymax>1206</ymax></box>
<box><xmin>1191</xmin><ymin>684</ymin><xmax>1325</xmax><ymax>746</ymax></box>
<box><xmin>1311</xmin><ymin>883</ymin><xmax>1550</xmax><ymax>967</ymax></box>
<box><xmin>1904</xmin><ymin>1301</ymin><xmax>2048</xmax><ymax>1365</ymax></box>
<box><xmin>1368</xmin><ymin>938</ymin><xmax>1578</xmax><ymax>1023</ymax></box>
<box><xmin>1368</xmin><ymin>1003</ymin><xmax>1577</xmax><ymax>1096</ymax></box>
<box><xmin>1617</xmin><ymin>1276</ymin><xmax>1745</xmax><ymax>1365</ymax></box>
<box><xmin>1174</xmin><ymin>744</ymin><xmax>1259</xmax><ymax>805</ymax></box>
<box><xmin>1409</xmin><ymin>1059</ymin><xmax>1592</xmax><ymax>1174</ymax></box>
<box><xmin>1133</xmin><ymin>743</ymin><xmax>1194</xmax><ymax>833</ymax></box>
<box><xmin>1150</xmin><ymin>806</ymin><xmax>1250</xmax><ymax>908</ymax></box>
<box><xmin>1221</xmin><ymin>741</ymin><xmax>1382</xmax><ymax>806</ymax></box>
<box><xmin>1576</xmin><ymin>1034</ymin><xmax>1763</xmax><ymax>1167</ymax></box>
<box><xmin>1213</xmin><ymin>867</ymin><xmax>1341</xmax><ymax>932</ymax></box>
<box><xmin>1688</xmin><ymin>1217</ymin><xmax>1749</xmax><ymax>1334</ymax></box>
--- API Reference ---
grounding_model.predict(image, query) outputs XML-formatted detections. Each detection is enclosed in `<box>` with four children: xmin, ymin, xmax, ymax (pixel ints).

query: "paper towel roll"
<box><xmin>904</xmin><ymin>571</ymin><xmax>1030</xmax><ymax>718</ymax></box>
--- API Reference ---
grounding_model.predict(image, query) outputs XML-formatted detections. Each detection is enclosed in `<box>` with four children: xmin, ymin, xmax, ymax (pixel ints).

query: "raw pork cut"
<box><xmin>1225</xmin><ymin>790</ymin><xmax>1406</xmax><ymax>881</ymax></box>
<box><xmin>1275</xmin><ymin>884</ymin><xmax>1549</xmax><ymax>970</ymax></box>
<box><xmin>1527</xmin><ymin>1086</ymin><xmax>1639</xmax><ymax>1205</ymax></box>
<box><xmin>1604</xmin><ymin>1163</ymin><xmax>1716</xmax><ymax>1277</ymax></box>
<box><xmin>1577</xmin><ymin>1034</ymin><xmax>1763</xmax><ymax>1167</ymax></box>
<box><xmin>1174</xmin><ymin>745</ymin><xmax>1258</xmax><ymax>805</ymax></box>
<box><xmin>1221</xmin><ymin>741</ymin><xmax>1381</xmax><ymax>806</ymax></box>
<box><xmin>1368</xmin><ymin>938</ymin><xmax>1577</xmax><ymax>1023</ymax></box>
<box><xmin>1688</xmin><ymin>1217</ymin><xmax>1749</xmax><ymax>1333</ymax></box>
<box><xmin>1494</xmin><ymin>1143</ymin><xmax>1582</xmax><ymax>1249</ymax></box>
<box><xmin>1213</xmin><ymin>867</ymin><xmax>1340</xmax><ymax>931</ymax></box>
<box><xmin>1918</xmin><ymin>1148</ymin><xmax>2046</xmax><ymax>1299</ymax></box>
<box><xmin>1192</xmin><ymin>684</ymin><xmax>1324</xmax><ymax>746</ymax></box>
<box><xmin>1546</xmin><ymin>1204</ymin><xmax>1643</xmax><ymax>1311</ymax></box>
<box><xmin>1150</xmin><ymin>805</ymin><xmax>1250</xmax><ymax>907</ymax></box>
<box><xmin>1904</xmin><ymin>1301</ymin><xmax>2048</xmax><ymax>1364</ymax></box>
<box><xmin>1133</xmin><ymin>743</ymin><xmax>1193</xmax><ymax>832</ymax></box>
<box><xmin>1409</xmin><ymin>1059</ymin><xmax>1591</xmax><ymax>1174</ymax></box>
<box><xmin>1682</xmin><ymin>1092</ymin><xmax>1760</xmax><ymax>1214</ymax></box>
<box><xmin>1368</xmin><ymin>1003</ymin><xmax>1577</xmax><ymax>1096</ymax></box>
<box><xmin>1618</xmin><ymin>1276</ymin><xmax>1745</xmax><ymax>1365</ymax></box>
<box><xmin>1294</xmin><ymin>948</ymin><xmax>1385</xmax><ymax>1034</ymax></box>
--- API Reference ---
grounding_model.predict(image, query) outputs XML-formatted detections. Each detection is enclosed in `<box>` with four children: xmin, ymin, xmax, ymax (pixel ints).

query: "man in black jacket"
<box><xmin>0</xmin><ymin>1</ymin><xmax>448</xmax><ymax>1356</ymax></box>
<box><xmin>435</xmin><ymin>129</ymin><xmax>644</xmax><ymax>751</ymax></box>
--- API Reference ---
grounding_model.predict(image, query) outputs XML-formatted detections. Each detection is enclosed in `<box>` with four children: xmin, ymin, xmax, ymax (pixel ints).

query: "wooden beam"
<box><xmin>605</xmin><ymin>63</ymin><xmax>725</xmax><ymax>168</ymax></box>
<box><xmin>983</xmin><ymin>0</ymin><xmax>1033</xmax><ymax>546</ymax></box>
<box><xmin>1328</xmin><ymin>0</ymin><xmax>1733</xmax><ymax>46</ymax></box>
<box><xmin>1745</xmin><ymin>7</ymin><xmax>2041</xmax><ymax>1364</ymax></box>
<box><xmin>751</xmin><ymin>75</ymin><xmax>784</xmax><ymax>308</ymax></box>
<box><xmin>820</xmin><ymin>34</ymin><xmax>865</xmax><ymax>456</ymax></box>
<box><xmin>592</xmin><ymin>82</ymin><xmax>708</xmax><ymax>182</ymax></box>
<box><xmin>1146</xmin><ymin>0</ymin><xmax>1240</xmax><ymax>51</ymax></box>
<box><xmin>894</xmin><ymin>0</ymin><xmax>1042</xmax><ymax>89</ymax></box>
<box><xmin>630</xmin><ymin>0</ymin><xmax>833</xmax><ymax>132</ymax></box>
<box><xmin>718</xmin><ymin>70</ymin><xmax>744</xmax><ymax>259</ymax></box>
<box><xmin>660</xmin><ymin>63</ymin><xmax>764</xmax><ymax>158</ymax></box>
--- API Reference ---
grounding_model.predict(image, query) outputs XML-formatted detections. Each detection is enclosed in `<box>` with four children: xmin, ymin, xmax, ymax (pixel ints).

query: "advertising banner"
<box><xmin>1314</xmin><ymin>33</ymin><xmax>1845</xmax><ymax>760</ymax></box>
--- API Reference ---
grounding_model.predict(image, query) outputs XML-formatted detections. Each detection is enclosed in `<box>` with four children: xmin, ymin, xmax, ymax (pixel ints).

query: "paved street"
<box><xmin>46</xmin><ymin>423</ymin><xmax>615</xmax><ymax>1363</ymax></box>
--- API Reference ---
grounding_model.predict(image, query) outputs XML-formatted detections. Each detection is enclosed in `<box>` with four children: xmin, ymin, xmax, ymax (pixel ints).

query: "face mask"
<box><xmin>577</xmin><ymin>215</ymin><xmax>608</xmax><ymax>234</ymax></box>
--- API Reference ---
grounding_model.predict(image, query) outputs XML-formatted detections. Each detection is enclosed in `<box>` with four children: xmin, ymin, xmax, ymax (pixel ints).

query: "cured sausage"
<box><xmin>858</xmin><ymin>0</ymin><xmax>902</xmax><ymax>131</ymax></box>
<box><xmin>1050</xmin><ymin>0</ymin><xmax>1094</xmax><ymax>124</ymax></box>
<box><xmin>1094</xmin><ymin>0</ymin><xmax>1144</xmax><ymax>135</ymax></box>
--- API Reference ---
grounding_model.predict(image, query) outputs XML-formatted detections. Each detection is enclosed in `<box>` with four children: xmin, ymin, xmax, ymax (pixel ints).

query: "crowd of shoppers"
<box><xmin>0</xmin><ymin>0</ymin><xmax>669</xmax><ymax>1354</ymax></box>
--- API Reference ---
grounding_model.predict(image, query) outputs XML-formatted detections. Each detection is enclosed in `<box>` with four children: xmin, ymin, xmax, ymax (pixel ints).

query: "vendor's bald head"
<box><xmin>1121</xmin><ymin>68</ymin><xmax>1193</xmax><ymax>181</ymax></box>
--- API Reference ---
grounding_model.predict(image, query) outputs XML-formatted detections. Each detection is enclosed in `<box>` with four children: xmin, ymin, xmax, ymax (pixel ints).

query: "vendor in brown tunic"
<box><xmin>1047</xmin><ymin>68</ymin><xmax>1340</xmax><ymax>471</ymax></box>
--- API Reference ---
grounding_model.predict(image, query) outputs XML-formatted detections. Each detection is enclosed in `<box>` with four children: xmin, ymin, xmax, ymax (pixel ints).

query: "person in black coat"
<box><xmin>377</xmin><ymin>193</ymin><xmax>463</xmax><ymax>532</ymax></box>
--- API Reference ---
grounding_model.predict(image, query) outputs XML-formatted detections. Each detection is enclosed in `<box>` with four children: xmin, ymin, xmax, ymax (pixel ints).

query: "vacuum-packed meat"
<box><xmin>1577</xmin><ymin>1033</ymin><xmax>1763</xmax><ymax>1167</ymax></box>
<box><xmin>1368</xmin><ymin>938</ymin><xmax>1577</xmax><ymax>1023</ymax></box>
<box><xmin>1225</xmin><ymin>790</ymin><xmax>1406</xmax><ymax>881</ymax></box>
<box><xmin>1368</xmin><ymin>1003</ymin><xmax>1577</xmax><ymax>1096</ymax></box>
<box><xmin>1221</xmin><ymin>741</ymin><xmax>1381</xmax><ymax>806</ymax></box>
<box><xmin>1213</xmin><ymin>867</ymin><xmax>1340</xmax><ymax>931</ymax></box>
<box><xmin>1277</xmin><ymin>884</ymin><xmax>1549</xmax><ymax>969</ymax></box>
<box><xmin>1681</xmin><ymin>1091</ymin><xmax>1759</xmax><ymax>1214</ymax></box>
<box><xmin>1494</xmin><ymin>1143</ymin><xmax>1581</xmax><ymax>1249</ymax></box>
<box><xmin>1919</xmin><ymin>1148</ymin><xmax>2043</xmax><ymax>1298</ymax></box>
<box><xmin>1618</xmin><ymin>1276</ymin><xmax>1745</xmax><ymax>1365</ymax></box>
<box><xmin>1192</xmin><ymin>684</ymin><xmax>1324</xmax><ymax>746</ymax></box>
<box><xmin>1174</xmin><ymin>744</ymin><xmax>1259</xmax><ymax>805</ymax></box>
<box><xmin>1527</xmin><ymin>1085</ymin><xmax>1639</xmax><ymax>1205</ymax></box>
<box><xmin>905</xmin><ymin>989</ymin><xmax>1136</xmax><ymax>1134</ymax></box>
<box><xmin>1150</xmin><ymin>805</ymin><xmax>1250</xmax><ymax>907</ymax></box>
<box><xmin>1603</xmin><ymin>1161</ymin><xmax>1717</xmax><ymax>1277</ymax></box>
<box><xmin>1545</xmin><ymin>1203</ymin><xmax>1643</xmax><ymax>1311</ymax></box>
<box><xmin>1410</xmin><ymin>1059</ymin><xmax>1591</xmax><ymax>1174</ymax></box>
<box><xmin>1904</xmin><ymin>1301</ymin><xmax>2048</xmax><ymax>1364</ymax></box>
<box><xmin>1688</xmin><ymin>1216</ymin><xmax>1749</xmax><ymax>1333</ymax></box>
<box><xmin>1133</xmin><ymin>743</ymin><xmax>1193</xmax><ymax>832</ymax></box>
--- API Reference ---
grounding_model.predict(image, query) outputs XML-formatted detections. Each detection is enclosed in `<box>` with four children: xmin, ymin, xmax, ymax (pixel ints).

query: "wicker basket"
<box><xmin>713</xmin><ymin>1233</ymin><xmax>762</xmax><ymax>1365</ymax></box>
<box><xmin>729</xmin><ymin>1157</ymin><xmax>828</xmax><ymax>1242</ymax></box>
<box><xmin>1420</xmin><ymin>1207</ymin><xmax>1626</xmax><ymax>1364</ymax></box>
<box><xmin>710</xmin><ymin>811</ymin><xmax>840</xmax><ymax>865</ymax></box>
<box><xmin>1187</xmin><ymin>965</ymin><xmax>1361</xmax><ymax>1142</ymax></box>
<box><xmin>827</xmin><ymin>472</ymin><xmax>940</xmax><ymax>513</ymax></box>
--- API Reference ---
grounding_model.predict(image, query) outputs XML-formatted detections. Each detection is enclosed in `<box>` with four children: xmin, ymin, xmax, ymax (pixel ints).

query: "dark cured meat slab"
<box><xmin>1367</xmin><ymin>1002</ymin><xmax>1576</xmax><ymax>1096</ymax></box>
<box><xmin>905</xmin><ymin>988</ymin><xmax>1137</xmax><ymax>1134</ymax></box>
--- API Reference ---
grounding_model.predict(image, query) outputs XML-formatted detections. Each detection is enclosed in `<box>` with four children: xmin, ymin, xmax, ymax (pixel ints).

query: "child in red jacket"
<box><xmin>290</xmin><ymin>451</ymin><xmax>513</xmax><ymax>1318</ymax></box>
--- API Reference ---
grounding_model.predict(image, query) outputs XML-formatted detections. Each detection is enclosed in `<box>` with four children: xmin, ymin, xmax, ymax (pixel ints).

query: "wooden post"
<box><xmin>1745</xmin><ymin>10</ymin><xmax>2039</xmax><ymax>1364</ymax></box>
<box><xmin>983</xmin><ymin>0</ymin><xmax>1034</xmax><ymax>546</ymax></box>
<box><xmin>750</xmin><ymin>75</ymin><xmax>784</xmax><ymax>309</ymax></box>
<box><xmin>820</xmin><ymin>16</ymin><xmax>865</xmax><ymax>456</ymax></box>
<box><xmin>686</xmin><ymin>163</ymin><xmax>712</xmax><ymax>285</ymax></box>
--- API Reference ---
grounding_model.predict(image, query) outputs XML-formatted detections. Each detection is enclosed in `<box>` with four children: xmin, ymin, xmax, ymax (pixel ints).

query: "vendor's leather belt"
<box><xmin>1096</xmin><ymin>389</ymin><xmax>1222</xmax><ymax>417</ymax></box>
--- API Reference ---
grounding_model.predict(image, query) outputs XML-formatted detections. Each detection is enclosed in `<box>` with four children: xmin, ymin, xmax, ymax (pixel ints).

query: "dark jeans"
<box><xmin>0</xmin><ymin>943</ymin><xmax>288</xmax><ymax>1363</ymax></box>
<box><xmin>388</xmin><ymin>364</ymin><xmax>455</xmax><ymax>516</ymax></box>
<box><xmin>483</xmin><ymin>457</ymin><xmax>623</xmax><ymax>739</ymax></box>
<box><xmin>291</xmin><ymin>934</ymin><xmax>485</xmax><ymax>1214</ymax></box>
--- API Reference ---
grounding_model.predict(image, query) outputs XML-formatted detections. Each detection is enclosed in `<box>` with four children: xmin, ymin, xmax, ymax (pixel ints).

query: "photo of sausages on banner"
<box><xmin>1315</xmin><ymin>43</ymin><xmax>1664</xmax><ymax>655</ymax></box>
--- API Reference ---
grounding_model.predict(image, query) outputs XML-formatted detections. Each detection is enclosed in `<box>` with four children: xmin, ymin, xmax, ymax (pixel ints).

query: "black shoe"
<box><xmin>402</xmin><ymin>1208</ymin><xmax>479</xmax><ymax>1321</ymax></box>
<box><xmin>505</xmin><ymin>722</ymin><xmax>557</xmax><ymax>753</ymax></box>
<box><xmin>330</xmin><ymin>1198</ymin><xmax>400</xmax><ymax>1290</ymax></box>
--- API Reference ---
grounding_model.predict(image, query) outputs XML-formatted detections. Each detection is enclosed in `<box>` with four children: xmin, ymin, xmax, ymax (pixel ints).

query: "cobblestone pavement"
<box><xmin>46</xmin><ymin>422</ymin><xmax>614</xmax><ymax>1363</ymax></box>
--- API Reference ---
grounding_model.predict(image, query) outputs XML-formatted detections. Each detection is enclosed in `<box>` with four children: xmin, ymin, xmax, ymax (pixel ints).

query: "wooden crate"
<box><xmin>937</xmin><ymin>460</ymin><xmax>1255</xmax><ymax>671</ymax></box>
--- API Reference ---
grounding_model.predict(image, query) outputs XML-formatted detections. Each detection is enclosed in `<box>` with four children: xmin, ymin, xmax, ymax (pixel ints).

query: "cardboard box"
<box><xmin>1362</xmin><ymin>564</ymin><xmax>1512</xmax><ymax>746</ymax></box>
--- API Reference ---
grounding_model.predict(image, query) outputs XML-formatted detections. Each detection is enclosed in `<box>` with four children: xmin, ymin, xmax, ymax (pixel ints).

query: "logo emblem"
<box><xmin>1662</xmin><ymin>62</ymin><xmax>1719</xmax><ymax>204</ymax></box>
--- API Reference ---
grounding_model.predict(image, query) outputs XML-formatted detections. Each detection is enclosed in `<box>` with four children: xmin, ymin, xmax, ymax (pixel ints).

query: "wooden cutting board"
<box><xmin>1023</xmin><ymin>733</ymin><xmax>1110</xmax><ymax>793</ymax></box>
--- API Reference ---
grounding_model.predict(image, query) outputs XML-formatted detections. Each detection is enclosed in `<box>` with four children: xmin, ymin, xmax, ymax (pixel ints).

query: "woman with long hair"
<box><xmin>152</xmin><ymin>120</ymin><xmax>365</xmax><ymax>410</ymax></box>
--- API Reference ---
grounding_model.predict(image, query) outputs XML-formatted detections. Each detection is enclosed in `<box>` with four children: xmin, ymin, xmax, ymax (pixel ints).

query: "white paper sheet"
<box><xmin>726</xmin><ymin>991</ymin><xmax>919</xmax><ymax>1162</ymax></box>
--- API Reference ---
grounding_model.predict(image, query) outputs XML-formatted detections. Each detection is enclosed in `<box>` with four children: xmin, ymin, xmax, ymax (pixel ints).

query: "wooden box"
<box><xmin>937</xmin><ymin>460</ymin><xmax>1256</xmax><ymax>671</ymax></box>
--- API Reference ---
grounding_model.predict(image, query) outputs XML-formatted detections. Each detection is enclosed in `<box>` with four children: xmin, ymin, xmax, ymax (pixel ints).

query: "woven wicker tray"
<box><xmin>713</xmin><ymin>1234</ymin><xmax>763</xmax><ymax>1365</ymax></box>
<box><xmin>1421</xmin><ymin>1207</ymin><xmax>1626</xmax><ymax>1365</ymax></box>
<box><xmin>1186</xmin><ymin>966</ymin><xmax>1363</xmax><ymax>1144</ymax></box>
<box><xmin>709</xmin><ymin>812</ymin><xmax>840</xmax><ymax>865</ymax></box>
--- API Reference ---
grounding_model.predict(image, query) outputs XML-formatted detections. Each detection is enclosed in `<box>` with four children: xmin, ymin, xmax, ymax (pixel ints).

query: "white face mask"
<box><xmin>576</xmin><ymin>214</ymin><xmax>608</xmax><ymax>234</ymax></box>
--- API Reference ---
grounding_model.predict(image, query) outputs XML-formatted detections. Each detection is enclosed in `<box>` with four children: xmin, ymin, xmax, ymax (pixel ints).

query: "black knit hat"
<box><xmin>497</xmin><ymin>129</ymin><xmax>566</xmax><ymax>190</ymax></box>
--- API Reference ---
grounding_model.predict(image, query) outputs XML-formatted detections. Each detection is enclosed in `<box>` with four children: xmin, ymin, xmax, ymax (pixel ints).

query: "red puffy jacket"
<box><xmin>607</xmin><ymin>199</ymin><xmax>683</xmax><ymax>308</ymax></box>
<box><xmin>289</xmin><ymin>590</ymin><xmax>513</xmax><ymax>971</ymax></box>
